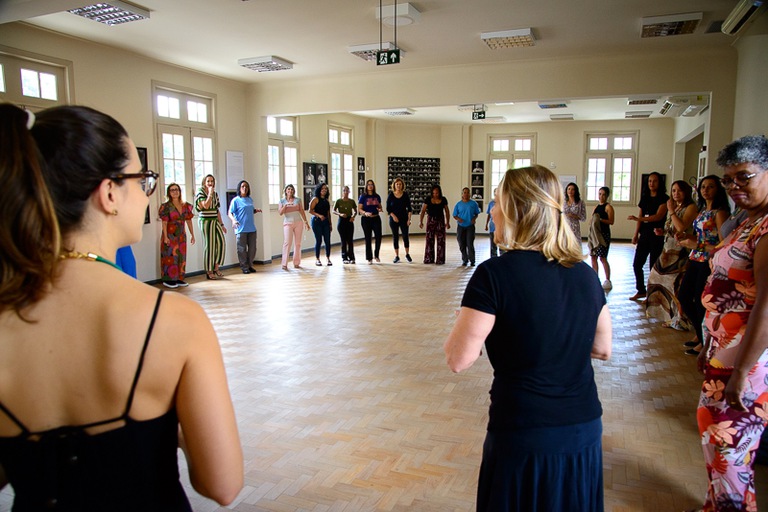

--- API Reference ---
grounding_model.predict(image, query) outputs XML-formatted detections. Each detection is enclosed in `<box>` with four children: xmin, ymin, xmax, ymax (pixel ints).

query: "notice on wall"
<box><xmin>226</xmin><ymin>150</ymin><xmax>244</xmax><ymax>190</ymax></box>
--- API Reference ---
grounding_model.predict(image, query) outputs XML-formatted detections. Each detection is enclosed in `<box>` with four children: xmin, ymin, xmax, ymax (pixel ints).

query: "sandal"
<box><xmin>214</xmin><ymin>269</ymin><xmax>223</xmax><ymax>277</ymax></box>
<box><xmin>206</xmin><ymin>272</ymin><xmax>217</xmax><ymax>280</ymax></box>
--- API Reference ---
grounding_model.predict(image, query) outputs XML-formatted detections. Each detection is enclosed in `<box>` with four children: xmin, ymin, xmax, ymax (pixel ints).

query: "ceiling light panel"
<box><xmin>550</xmin><ymin>114</ymin><xmax>574</xmax><ymax>120</ymax></box>
<box><xmin>641</xmin><ymin>12</ymin><xmax>702</xmax><ymax>37</ymax></box>
<box><xmin>348</xmin><ymin>42</ymin><xmax>402</xmax><ymax>62</ymax></box>
<box><xmin>238</xmin><ymin>56</ymin><xmax>293</xmax><ymax>72</ymax></box>
<box><xmin>538</xmin><ymin>100</ymin><xmax>568</xmax><ymax>109</ymax></box>
<box><xmin>68</xmin><ymin>0</ymin><xmax>150</xmax><ymax>25</ymax></box>
<box><xmin>481</xmin><ymin>28</ymin><xmax>535</xmax><ymax>49</ymax></box>
<box><xmin>384</xmin><ymin>108</ymin><xmax>415</xmax><ymax>116</ymax></box>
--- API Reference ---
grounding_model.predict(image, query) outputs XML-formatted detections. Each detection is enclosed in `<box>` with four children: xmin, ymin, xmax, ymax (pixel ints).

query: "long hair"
<box><xmin>314</xmin><ymin>182</ymin><xmax>328</xmax><ymax>199</ymax></box>
<box><xmin>165</xmin><ymin>182</ymin><xmax>182</xmax><ymax>202</ymax></box>
<box><xmin>495</xmin><ymin>165</ymin><xmax>583</xmax><ymax>267</ymax></box>
<box><xmin>697</xmin><ymin>174</ymin><xmax>731</xmax><ymax>213</ymax></box>
<box><xmin>391</xmin><ymin>177</ymin><xmax>406</xmax><ymax>192</ymax></box>
<box><xmin>365</xmin><ymin>180</ymin><xmax>377</xmax><ymax>195</ymax></box>
<box><xmin>237</xmin><ymin>180</ymin><xmax>251</xmax><ymax>198</ymax></box>
<box><xmin>200</xmin><ymin>173</ymin><xmax>216</xmax><ymax>190</ymax></box>
<box><xmin>670</xmin><ymin>180</ymin><xmax>694</xmax><ymax>208</ymax></box>
<box><xmin>565</xmin><ymin>182</ymin><xmax>582</xmax><ymax>204</ymax></box>
<box><xmin>0</xmin><ymin>103</ymin><xmax>130</xmax><ymax>318</ymax></box>
<box><xmin>641</xmin><ymin>171</ymin><xmax>666</xmax><ymax>198</ymax></box>
<box><xmin>430</xmin><ymin>184</ymin><xmax>443</xmax><ymax>199</ymax></box>
<box><xmin>284</xmin><ymin>183</ymin><xmax>296</xmax><ymax>199</ymax></box>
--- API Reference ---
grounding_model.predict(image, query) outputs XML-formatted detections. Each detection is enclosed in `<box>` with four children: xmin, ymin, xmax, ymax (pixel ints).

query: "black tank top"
<box><xmin>0</xmin><ymin>291</ymin><xmax>192</xmax><ymax>511</ymax></box>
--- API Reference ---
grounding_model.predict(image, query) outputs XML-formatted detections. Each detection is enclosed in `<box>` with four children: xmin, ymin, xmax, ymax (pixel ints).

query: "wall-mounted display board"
<box><xmin>386</xmin><ymin>156</ymin><xmax>441</xmax><ymax>211</ymax></box>
<box><xmin>357</xmin><ymin>157</ymin><xmax>366</xmax><ymax>199</ymax></box>
<box><xmin>470</xmin><ymin>160</ymin><xmax>485</xmax><ymax>213</ymax></box>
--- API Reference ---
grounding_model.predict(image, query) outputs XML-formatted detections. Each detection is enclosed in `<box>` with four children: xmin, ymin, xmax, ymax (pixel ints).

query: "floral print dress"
<box><xmin>697</xmin><ymin>212</ymin><xmax>768</xmax><ymax>512</ymax></box>
<box><xmin>159</xmin><ymin>201</ymin><xmax>194</xmax><ymax>283</ymax></box>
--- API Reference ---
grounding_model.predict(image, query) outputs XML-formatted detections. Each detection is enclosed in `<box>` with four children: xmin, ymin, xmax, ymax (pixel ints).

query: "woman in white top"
<box><xmin>278</xmin><ymin>184</ymin><xmax>310</xmax><ymax>270</ymax></box>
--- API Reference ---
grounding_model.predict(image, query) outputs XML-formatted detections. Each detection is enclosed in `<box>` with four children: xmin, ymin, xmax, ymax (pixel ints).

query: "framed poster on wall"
<box><xmin>137</xmin><ymin>147</ymin><xmax>151</xmax><ymax>224</ymax></box>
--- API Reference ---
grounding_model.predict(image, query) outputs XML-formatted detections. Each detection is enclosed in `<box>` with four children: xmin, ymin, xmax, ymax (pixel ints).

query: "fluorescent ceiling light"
<box><xmin>384</xmin><ymin>108</ymin><xmax>416</xmax><ymax>116</ymax></box>
<box><xmin>480</xmin><ymin>116</ymin><xmax>507</xmax><ymax>124</ymax></box>
<box><xmin>550</xmin><ymin>114</ymin><xmax>574</xmax><ymax>120</ymax></box>
<box><xmin>458</xmin><ymin>104</ymin><xmax>487</xmax><ymax>112</ymax></box>
<box><xmin>348</xmin><ymin>42</ymin><xmax>402</xmax><ymax>62</ymax></box>
<box><xmin>538</xmin><ymin>100</ymin><xmax>568</xmax><ymax>109</ymax></box>
<box><xmin>68</xmin><ymin>1</ymin><xmax>149</xmax><ymax>26</ymax></box>
<box><xmin>481</xmin><ymin>28</ymin><xmax>535</xmax><ymax>49</ymax></box>
<box><xmin>641</xmin><ymin>12</ymin><xmax>702</xmax><ymax>37</ymax></box>
<box><xmin>376</xmin><ymin>3</ymin><xmax>421</xmax><ymax>26</ymax></box>
<box><xmin>238</xmin><ymin>56</ymin><xmax>293</xmax><ymax>72</ymax></box>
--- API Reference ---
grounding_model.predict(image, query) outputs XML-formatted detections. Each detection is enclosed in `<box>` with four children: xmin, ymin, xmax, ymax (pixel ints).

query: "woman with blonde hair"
<box><xmin>0</xmin><ymin>103</ymin><xmax>242</xmax><ymax>509</ymax></box>
<box><xmin>386</xmin><ymin>177</ymin><xmax>413</xmax><ymax>263</ymax></box>
<box><xmin>445</xmin><ymin>165</ymin><xmax>611</xmax><ymax>511</ymax></box>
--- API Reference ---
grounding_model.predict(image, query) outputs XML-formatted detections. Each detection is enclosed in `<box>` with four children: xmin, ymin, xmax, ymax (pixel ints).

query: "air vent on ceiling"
<box><xmin>538</xmin><ymin>100</ymin><xmax>568</xmax><ymax>109</ymax></box>
<box><xmin>550</xmin><ymin>114</ymin><xmax>574</xmax><ymax>121</ymax></box>
<box><xmin>641</xmin><ymin>12</ymin><xmax>702</xmax><ymax>37</ymax></box>
<box><xmin>627</xmin><ymin>97</ymin><xmax>659</xmax><ymax>105</ymax></box>
<box><xmin>659</xmin><ymin>95</ymin><xmax>709</xmax><ymax>117</ymax></box>
<box><xmin>384</xmin><ymin>108</ymin><xmax>416</xmax><ymax>116</ymax></box>
<box><xmin>625</xmin><ymin>111</ymin><xmax>653</xmax><ymax>119</ymax></box>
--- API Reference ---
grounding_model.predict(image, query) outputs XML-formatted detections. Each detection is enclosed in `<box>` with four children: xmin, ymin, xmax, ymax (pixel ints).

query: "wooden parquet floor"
<box><xmin>3</xmin><ymin>237</ymin><xmax>767</xmax><ymax>511</ymax></box>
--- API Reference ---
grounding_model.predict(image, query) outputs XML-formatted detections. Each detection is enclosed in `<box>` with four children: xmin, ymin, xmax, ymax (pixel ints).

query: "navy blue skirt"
<box><xmin>477</xmin><ymin>418</ymin><xmax>603</xmax><ymax>511</ymax></box>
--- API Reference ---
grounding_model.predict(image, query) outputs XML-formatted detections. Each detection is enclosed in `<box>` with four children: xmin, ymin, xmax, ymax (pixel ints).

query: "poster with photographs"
<box><xmin>471</xmin><ymin>160</ymin><xmax>484</xmax><ymax>174</ymax></box>
<box><xmin>386</xmin><ymin>156</ymin><xmax>440</xmax><ymax>211</ymax></box>
<box><xmin>304</xmin><ymin>187</ymin><xmax>314</xmax><ymax>210</ymax></box>
<box><xmin>357</xmin><ymin>157</ymin><xmax>366</xmax><ymax>199</ymax></box>
<box><xmin>303</xmin><ymin>162</ymin><xmax>317</xmax><ymax>187</ymax></box>
<box><xmin>469</xmin><ymin>160</ymin><xmax>485</xmax><ymax>207</ymax></box>
<box><xmin>316</xmin><ymin>164</ymin><xmax>327</xmax><ymax>185</ymax></box>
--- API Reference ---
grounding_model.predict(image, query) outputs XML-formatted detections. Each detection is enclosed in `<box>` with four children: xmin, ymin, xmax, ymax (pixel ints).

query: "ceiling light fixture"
<box><xmin>384</xmin><ymin>108</ymin><xmax>416</xmax><ymax>116</ymax></box>
<box><xmin>458</xmin><ymin>104</ymin><xmax>487</xmax><ymax>112</ymax></box>
<box><xmin>238</xmin><ymin>56</ymin><xmax>293</xmax><ymax>72</ymax></box>
<box><xmin>625</xmin><ymin>111</ymin><xmax>653</xmax><ymax>119</ymax></box>
<box><xmin>68</xmin><ymin>0</ymin><xmax>149</xmax><ymax>26</ymax></box>
<box><xmin>376</xmin><ymin>3</ymin><xmax>421</xmax><ymax>26</ymax></box>
<box><xmin>550</xmin><ymin>114</ymin><xmax>574</xmax><ymax>120</ymax></box>
<box><xmin>538</xmin><ymin>100</ymin><xmax>569</xmax><ymax>109</ymax></box>
<box><xmin>641</xmin><ymin>12</ymin><xmax>702</xmax><ymax>37</ymax></box>
<box><xmin>480</xmin><ymin>116</ymin><xmax>507</xmax><ymax>124</ymax></box>
<box><xmin>481</xmin><ymin>28</ymin><xmax>535</xmax><ymax>49</ymax></box>
<box><xmin>348</xmin><ymin>42</ymin><xmax>403</xmax><ymax>61</ymax></box>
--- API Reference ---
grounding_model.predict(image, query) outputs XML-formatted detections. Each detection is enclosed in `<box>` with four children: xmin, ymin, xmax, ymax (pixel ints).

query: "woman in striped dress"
<box><xmin>195</xmin><ymin>174</ymin><xmax>227</xmax><ymax>280</ymax></box>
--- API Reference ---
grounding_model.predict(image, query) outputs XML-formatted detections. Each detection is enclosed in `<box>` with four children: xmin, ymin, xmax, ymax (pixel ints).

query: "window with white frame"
<box><xmin>0</xmin><ymin>51</ymin><xmax>70</xmax><ymax>108</ymax></box>
<box><xmin>585</xmin><ymin>132</ymin><xmax>637</xmax><ymax>203</ymax></box>
<box><xmin>154</xmin><ymin>85</ymin><xmax>216</xmax><ymax>203</ymax></box>
<box><xmin>329</xmin><ymin>125</ymin><xmax>353</xmax><ymax>200</ymax></box>
<box><xmin>267</xmin><ymin>116</ymin><xmax>299</xmax><ymax>205</ymax></box>
<box><xmin>489</xmin><ymin>135</ymin><xmax>536</xmax><ymax>191</ymax></box>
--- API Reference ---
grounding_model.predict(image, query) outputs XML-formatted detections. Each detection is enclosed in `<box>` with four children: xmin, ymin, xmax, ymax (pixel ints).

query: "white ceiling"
<box><xmin>0</xmin><ymin>0</ymin><xmax>745</xmax><ymax>124</ymax></box>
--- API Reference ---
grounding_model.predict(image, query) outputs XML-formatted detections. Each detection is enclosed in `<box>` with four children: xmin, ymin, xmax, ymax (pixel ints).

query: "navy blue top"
<box><xmin>358</xmin><ymin>193</ymin><xmax>382</xmax><ymax>216</ymax></box>
<box><xmin>386</xmin><ymin>192</ymin><xmax>412</xmax><ymax>220</ymax></box>
<box><xmin>461</xmin><ymin>251</ymin><xmax>606</xmax><ymax>430</ymax></box>
<box><xmin>0</xmin><ymin>292</ymin><xmax>192</xmax><ymax>511</ymax></box>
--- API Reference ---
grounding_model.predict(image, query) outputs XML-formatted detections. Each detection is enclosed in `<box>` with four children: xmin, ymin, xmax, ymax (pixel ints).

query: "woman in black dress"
<box><xmin>589</xmin><ymin>186</ymin><xmax>615</xmax><ymax>289</ymax></box>
<box><xmin>309</xmin><ymin>182</ymin><xmax>333</xmax><ymax>266</ymax></box>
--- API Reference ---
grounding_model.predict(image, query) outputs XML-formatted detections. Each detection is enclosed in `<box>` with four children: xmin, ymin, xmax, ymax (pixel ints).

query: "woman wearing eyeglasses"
<box><xmin>690</xmin><ymin>135</ymin><xmax>768</xmax><ymax>512</ymax></box>
<box><xmin>159</xmin><ymin>183</ymin><xmax>196</xmax><ymax>287</ymax></box>
<box><xmin>195</xmin><ymin>174</ymin><xmax>227</xmax><ymax>280</ymax></box>
<box><xmin>0</xmin><ymin>104</ymin><xmax>243</xmax><ymax>510</ymax></box>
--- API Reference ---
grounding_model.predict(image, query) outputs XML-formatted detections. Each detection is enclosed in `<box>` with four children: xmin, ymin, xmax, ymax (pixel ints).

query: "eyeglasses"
<box><xmin>720</xmin><ymin>172</ymin><xmax>759</xmax><ymax>189</ymax></box>
<box><xmin>108</xmin><ymin>170</ymin><xmax>159</xmax><ymax>196</ymax></box>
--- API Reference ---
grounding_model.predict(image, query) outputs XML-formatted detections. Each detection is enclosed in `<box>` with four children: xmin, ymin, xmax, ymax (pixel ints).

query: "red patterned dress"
<box><xmin>697</xmin><ymin>212</ymin><xmax>768</xmax><ymax>512</ymax></box>
<box><xmin>159</xmin><ymin>201</ymin><xmax>194</xmax><ymax>283</ymax></box>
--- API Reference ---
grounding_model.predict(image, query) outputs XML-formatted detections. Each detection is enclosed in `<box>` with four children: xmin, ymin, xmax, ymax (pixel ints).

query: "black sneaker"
<box><xmin>683</xmin><ymin>340</ymin><xmax>699</xmax><ymax>348</ymax></box>
<box><xmin>393</xmin><ymin>256</ymin><xmax>400</xmax><ymax>263</ymax></box>
<box><xmin>162</xmin><ymin>281</ymin><xmax>178</xmax><ymax>289</ymax></box>
<box><xmin>405</xmin><ymin>254</ymin><xmax>412</xmax><ymax>262</ymax></box>
<box><xmin>685</xmin><ymin>348</ymin><xmax>700</xmax><ymax>356</ymax></box>
<box><xmin>176</xmin><ymin>280</ymin><xmax>189</xmax><ymax>287</ymax></box>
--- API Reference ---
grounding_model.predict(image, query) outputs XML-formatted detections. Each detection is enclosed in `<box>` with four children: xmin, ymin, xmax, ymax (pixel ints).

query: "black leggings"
<box><xmin>677</xmin><ymin>259</ymin><xmax>711</xmax><ymax>343</ymax></box>
<box><xmin>633</xmin><ymin>232</ymin><xmax>664</xmax><ymax>293</ymax></box>
<box><xmin>389</xmin><ymin>217</ymin><xmax>410</xmax><ymax>250</ymax></box>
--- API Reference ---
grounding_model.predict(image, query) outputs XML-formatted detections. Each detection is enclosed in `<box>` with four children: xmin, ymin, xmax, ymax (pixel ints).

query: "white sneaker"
<box><xmin>602</xmin><ymin>280</ymin><xmax>612</xmax><ymax>290</ymax></box>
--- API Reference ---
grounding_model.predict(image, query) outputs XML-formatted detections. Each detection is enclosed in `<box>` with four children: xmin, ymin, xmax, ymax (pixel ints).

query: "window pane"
<box><xmin>614</xmin><ymin>136</ymin><xmax>632</xmax><ymax>151</ymax></box>
<box><xmin>267</xmin><ymin>117</ymin><xmax>277</xmax><ymax>134</ymax></box>
<box><xmin>586</xmin><ymin>158</ymin><xmax>607</xmax><ymax>201</ymax></box>
<box><xmin>268</xmin><ymin>144</ymin><xmax>281</xmax><ymax>204</ymax></box>
<box><xmin>513</xmin><ymin>158</ymin><xmax>531</xmax><ymax>169</ymax></box>
<box><xmin>613</xmin><ymin>157</ymin><xmax>633</xmax><ymax>202</ymax></box>
<box><xmin>21</xmin><ymin>69</ymin><xmax>40</xmax><ymax>97</ymax></box>
<box><xmin>514</xmin><ymin>138</ymin><xmax>531</xmax><ymax>151</ymax></box>
<box><xmin>285</xmin><ymin>146</ymin><xmax>298</xmax><ymax>189</ymax></box>
<box><xmin>187</xmin><ymin>101</ymin><xmax>199</xmax><ymax>122</ymax></box>
<box><xmin>493</xmin><ymin>139</ymin><xmax>509</xmax><ymax>152</ymax></box>
<box><xmin>157</xmin><ymin>96</ymin><xmax>169</xmax><ymax>118</ymax></box>
<box><xmin>589</xmin><ymin>137</ymin><xmax>608</xmax><ymax>151</ymax></box>
<box><xmin>491</xmin><ymin>158</ymin><xmax>508</xmax><ymax>189</ymax></box>
<box><xmin>39</xmin><ymin>72</ymin><xmax>57</xmax><ymax>100</ymax></box>
<box><xmin>340</xmin><ymin>131</ymin><xmax>351</xmax><ymax>146</ymax></box>
<box><xmin>279</xmin><ymin>119</ymin><xmax>293</xmax><ymax>137</ymax></box>
<box><xmin>193</xmin><ymin>136</ymin><xmax>213</xmax><ymax>188</ymax></box>
<box><xmin>331</xmin><ymin>152</ymin><xmax>342</xmax><ymax>200</ymax></box>
<box><xmin>344</xmin><ymin>154</ymin><xmax>353</xmax><ymax>188</ymax></box>
<box><xmin>168</xmin><ymin>97</ymin><xmax>180</xmax><ymax>119</ymax></box>
<box><xmin>329</xmin><ymin>129</ymin><xmax>338</xmax><ymax>144</ymax></box>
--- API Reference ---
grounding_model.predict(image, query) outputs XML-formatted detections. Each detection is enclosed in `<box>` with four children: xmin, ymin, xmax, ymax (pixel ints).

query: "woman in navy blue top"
<box><xmin>358</xmin><ymin>179</ymin><xmax>383</xmax><ymax>264</ymax></box>
<box><xmin>445</xmin><ymin>165</ymin><xmax>612</xmax><ymax>511</ymax></box>
<box><xmin>0</xmin><ymin>104</ymin><xmax>243</xmax><ymax>510</ymax></box>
